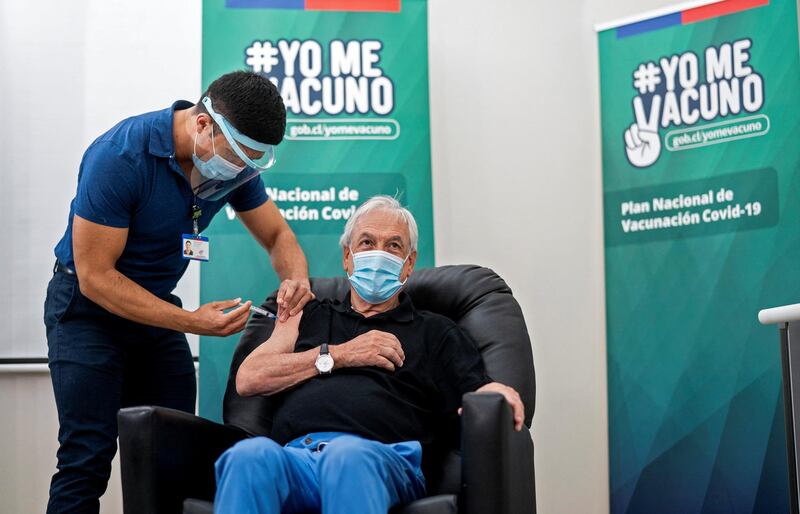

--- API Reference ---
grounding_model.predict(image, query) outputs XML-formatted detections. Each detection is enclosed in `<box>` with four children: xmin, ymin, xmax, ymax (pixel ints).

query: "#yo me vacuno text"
<box><xmin>623</xmin><ymin>38</ymin><xmax>765</xmax><ymax>168</ymax></box>
<box><xmin>246</xmin><ymin>39</ymin><xmax>394</xmax><ymax>116</ymax></box>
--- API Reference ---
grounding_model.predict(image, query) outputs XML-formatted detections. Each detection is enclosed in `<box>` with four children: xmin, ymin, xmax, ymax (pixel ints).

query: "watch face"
<box><xmin>316</xmin><ymin>354</ymin><xmax>334</xmax><ymax>373</ymax></box>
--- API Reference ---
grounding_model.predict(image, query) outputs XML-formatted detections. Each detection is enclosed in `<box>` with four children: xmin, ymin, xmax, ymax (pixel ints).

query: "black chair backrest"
<box><xmin>223</xmin><ymin>264</ymin><xmax>535</xmax><ymax>437</ymax></box>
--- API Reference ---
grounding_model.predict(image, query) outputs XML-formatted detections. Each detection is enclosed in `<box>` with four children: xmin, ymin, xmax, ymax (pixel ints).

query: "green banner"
<box><xmin>199</xmin><ymin>0</ymin><xmax>433</xmax><ymax>422</ymax></box>
<box><xmin>598</xmin><ymin>1</ymin><xmax>800</xmax><ymax>512</ymax></box>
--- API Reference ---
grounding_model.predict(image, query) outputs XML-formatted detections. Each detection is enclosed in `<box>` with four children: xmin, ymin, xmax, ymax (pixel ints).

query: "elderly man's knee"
<box><xmin>217</xmin><ymin>437</ymin><xmax>285</xmax><ymax>476</ymax></box>
<box><xmin>319</xmin><ymin>436</ymin><xmax>384</xmax><ymax>474</ymax></box>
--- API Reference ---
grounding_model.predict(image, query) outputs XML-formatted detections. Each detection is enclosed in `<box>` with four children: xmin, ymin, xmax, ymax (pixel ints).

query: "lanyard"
<box><xmin>182</xmin><ymin>196</ymin><xmax>209</xmax><ymax>263</ymax></box>
<box><xmin>191</xmin><ymin>197</ymin><xmax>202</xmax><ymax>237</ymax></box>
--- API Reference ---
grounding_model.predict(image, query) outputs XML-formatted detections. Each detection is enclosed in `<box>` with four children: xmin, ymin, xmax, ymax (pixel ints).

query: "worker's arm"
<box><xmin>237</xmin><ymin>200</ymin><xmax>314</xmax><ymax>321</ymax></box>
<box><xmin>72</xmin><ymin>214</ymin><xmax>250</xmax><ymax>336</ymax></box>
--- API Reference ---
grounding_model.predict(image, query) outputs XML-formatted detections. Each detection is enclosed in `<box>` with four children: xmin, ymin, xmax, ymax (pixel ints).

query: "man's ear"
<box><xmin>402</xmin><ymin>251</ymin><xmax>417</xmax><ymax>282</ymax></box>
<box><xmin>342</xmin><ymin>246</ymin><xmax>352</xmax><ymax>275</ymax></box>
<box><xmin>194</xmin><ymin>112</ymin><xmax>212</xmax><ymax>133</ymax></box>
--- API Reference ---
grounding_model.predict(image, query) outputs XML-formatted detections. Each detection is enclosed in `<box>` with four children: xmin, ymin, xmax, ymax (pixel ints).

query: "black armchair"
<box><xmin>118</xmin><ymin>265</ymin><xmax>537</xmax><ymax>514</ymax></box>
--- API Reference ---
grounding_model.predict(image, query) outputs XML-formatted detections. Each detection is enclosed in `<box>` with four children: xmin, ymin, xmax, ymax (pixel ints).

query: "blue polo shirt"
<box><xmin>54</xmin><ymin>101</ymin><xmax>269</xmax><ymax>298</ymax></box>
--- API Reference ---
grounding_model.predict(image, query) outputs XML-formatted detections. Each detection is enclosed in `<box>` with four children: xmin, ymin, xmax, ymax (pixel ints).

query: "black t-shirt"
<box><xmin>269</xmin><ymin>293</ymin><xmax>491</xmax><ymax>445</ymax></box>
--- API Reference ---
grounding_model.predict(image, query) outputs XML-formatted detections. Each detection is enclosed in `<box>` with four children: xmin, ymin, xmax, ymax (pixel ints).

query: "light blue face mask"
<box><xmin>347</xmin><ymin>249</ymin><xmax>409</xmax><ymax>305</ymax></box>
<box><xmin>192</xmin><ymin>125</ymin><xmax>246</xmax><ymax>181</ymax></box>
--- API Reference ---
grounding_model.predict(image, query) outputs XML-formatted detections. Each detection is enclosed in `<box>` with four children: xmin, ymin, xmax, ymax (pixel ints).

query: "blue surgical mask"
<box><xmin>192</xmin><ymin>125</ymin><xmax>246</xmax><ymax>181</ymax></box>
<box><xmin>347</xmin><ymin>249</ymin><xmax>409</xmax><ymax>304</ymax></box>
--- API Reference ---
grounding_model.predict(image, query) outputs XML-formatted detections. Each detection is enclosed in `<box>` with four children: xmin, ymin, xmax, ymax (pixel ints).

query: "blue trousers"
<box><xmin>44</xmin><ymin>271</ymin><xmax>196</xmax><ymax>514</ymax></box>
<box><xmin>214</xmin><ymin>432</ymin><xmax>426</xmax><ymax>514</ymax></box>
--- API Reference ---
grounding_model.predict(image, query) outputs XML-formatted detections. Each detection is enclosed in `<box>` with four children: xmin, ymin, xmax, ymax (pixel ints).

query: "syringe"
<box><xmin>240</xmin><ymin>303</ymin><xmax>277</xmax><ymax>319</ymax></box>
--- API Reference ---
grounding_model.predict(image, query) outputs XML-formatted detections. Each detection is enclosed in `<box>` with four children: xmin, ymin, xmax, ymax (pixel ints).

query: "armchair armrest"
<box><xmin>118</xmin><ymin>406</ymin><xmax>248</xmax><ymax>514</ymax></box>
<box><xmin>460</xmin><ymin>392</ymin><xmax>536</xmax><ymax>514</ymax></box>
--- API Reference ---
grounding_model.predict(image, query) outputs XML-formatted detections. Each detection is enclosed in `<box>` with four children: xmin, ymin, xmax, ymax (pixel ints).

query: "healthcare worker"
<box><xmin>44</xmin><ymin>71</ymin><xmax>313</xmax><ymax>513</ymax></box>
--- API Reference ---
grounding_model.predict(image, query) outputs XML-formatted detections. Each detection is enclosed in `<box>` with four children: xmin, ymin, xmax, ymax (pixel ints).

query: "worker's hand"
<box><xmin>469</xmin><ymin>382</ymin><xmax>526</xmax><ymax>431</ymax></box>
<box><xmin>190</xmin><ymin>298</ymin><xmax>251</xmax><ymax>336</ymax></box>
<box><xmin>276</xmin><ymin>279</ymin><xmax>315</xmax><ymax>321</ymax></box>
<box><xmin>330</xmin><ymin>330</ymin><xmax>405</xmax><ymax>371</ymax></box>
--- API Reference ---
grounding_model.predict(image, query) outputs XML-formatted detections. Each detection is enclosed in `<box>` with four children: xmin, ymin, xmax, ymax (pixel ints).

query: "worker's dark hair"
<box><xmin>198</xmin><ymin>70</ymin><xmax>286</xmax><ymax>145</ymax></box>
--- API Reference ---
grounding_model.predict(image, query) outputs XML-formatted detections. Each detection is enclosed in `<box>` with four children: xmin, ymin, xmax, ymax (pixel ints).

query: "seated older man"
<box><xmin>214</xmin><ymin>195</ymin><xmax>524</xmax><ymax>514</ymax></box>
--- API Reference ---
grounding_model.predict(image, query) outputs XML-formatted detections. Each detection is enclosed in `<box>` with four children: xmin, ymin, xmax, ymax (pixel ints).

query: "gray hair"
<box><xmin>339</xmin><ymin>195</ymin><xmax>419</xmax><ymax>252</ymax></box>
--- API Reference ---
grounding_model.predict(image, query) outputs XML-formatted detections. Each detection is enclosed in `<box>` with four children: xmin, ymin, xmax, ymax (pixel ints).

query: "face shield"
<box><xmin>190</xmin><ymin>96</ymin><xmax>277</xmax><ymax>201</ymax></box>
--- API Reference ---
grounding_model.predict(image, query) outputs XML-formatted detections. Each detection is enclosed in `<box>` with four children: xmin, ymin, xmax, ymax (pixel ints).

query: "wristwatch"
<box><xmin>315</xmin><ymin>343</ymin><xmax>334</xmax><ymax>374</ymax></box>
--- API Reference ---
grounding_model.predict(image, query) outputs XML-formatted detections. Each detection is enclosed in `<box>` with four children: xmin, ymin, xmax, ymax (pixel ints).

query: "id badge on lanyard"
<box><xmin>182</xmin><ymin>201</ymin><xmax>210</xmax><ymax>262</ymax></box>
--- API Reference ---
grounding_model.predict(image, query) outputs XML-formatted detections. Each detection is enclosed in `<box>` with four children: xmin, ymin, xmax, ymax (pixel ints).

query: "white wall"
<box><xmin>0</xmin><ymin>0</ymin><xmax>683</xmax><ymax>513</ymax></box>
<box><xmin>0</xmin><ymin>0</ymin><xmax>202</xmax><ymax>359</ymax></box>
<box><xmin>0</xmin><ymin>0</ymin><xmax>201</xmax><ymax>512</ymax></box>
<box><xmin>428</xmin><ymin>1</ymin><xmax>677</xmax><ymax>513</ymax></box>
<box><xmin>0</xmin><ymin>370</ymin><xmax>124</xmax><ymax>513</ymax></box>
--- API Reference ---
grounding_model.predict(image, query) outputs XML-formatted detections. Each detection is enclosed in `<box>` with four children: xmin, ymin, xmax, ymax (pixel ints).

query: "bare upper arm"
<box><xmin>238</xmin><ymin>312</ymin><xmax>303</xmax><ymax>376</ymax></box>
<box><xmin>253</xmin><ymin>312</ymin><xmax>304</xmax><ymax>356</ymax></box>
<box><xmin>72</xmin><ymin>214</ymin><xmax>128</xmax><ymax>279</ymax></box>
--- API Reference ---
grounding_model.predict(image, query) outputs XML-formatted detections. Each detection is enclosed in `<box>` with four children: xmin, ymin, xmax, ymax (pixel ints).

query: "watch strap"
<box><xmin>320</xmin><ymin>342</ymin><xmax>329</xmax><ymax>355</ymax></box>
